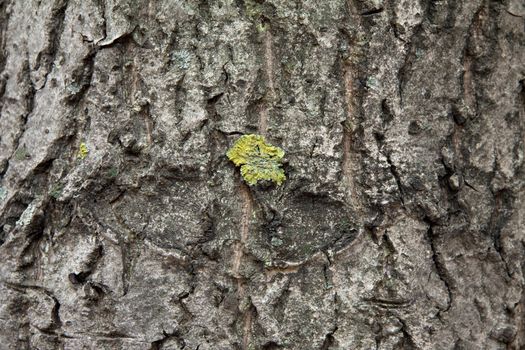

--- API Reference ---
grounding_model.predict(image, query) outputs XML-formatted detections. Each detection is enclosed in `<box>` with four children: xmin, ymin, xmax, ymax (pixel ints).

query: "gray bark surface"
<box><xmin>0</xmin><ymin>0</ymin><xmax>524</xmax><ymax>349</ymax></box>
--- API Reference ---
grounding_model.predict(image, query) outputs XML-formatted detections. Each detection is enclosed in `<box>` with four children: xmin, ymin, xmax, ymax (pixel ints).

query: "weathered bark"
<box><xmin>0</xmin><ymin>0</ymin><xmax>524</xmax><ymax>349</ymax></box>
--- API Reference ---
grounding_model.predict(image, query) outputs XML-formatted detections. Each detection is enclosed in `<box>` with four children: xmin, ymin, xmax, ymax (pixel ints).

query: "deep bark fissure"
<box><xmin>398</xmin><ymin>317</ymin><xmax>418</xmax><ymax>350</ymax></box>
<box><xmin>3</xmin><ymin>57</ymin><xmax>36</xmax><ymax>174</ymax></box>
<box><xmin>0</xmin><ymin>1</ymin><xmax>10</xmax><ymax>127</ymax></box>
<box><xmin>385</xmin><ymin>154</ymin><xmax>405</xmax><ymax>206</ymax></box>
<box><xmin>0</xmin><ymin>1</ymin><xmax>9</xmax><ymax>73</ymax></box>
<box><xmin>487</xmin><ymin>189</ymin><xmax>514</xmax><ymax>279</ymax></box>
<box><xmin>425</xmin><ymin>223</ymin><xmax>453</xmax><ymax>315</ymax></box>
<box><xmin>150</xmin><ymin>330</ymin><xmax>186</xmax><ymax>350</ymax></box>
<box><xmin>36</xmin><ymin>0</ymin><xmax>70</xmax><ymax>90</ymax></box>
<box><xmin>64</xmin><ymin>48</ymin><xmax>98</xmax><ymax>105</ymax></box>
<box><xmin>396</xmin><ymin>30</ymin><xmax>419</xmax><ymax>106</ymax></box>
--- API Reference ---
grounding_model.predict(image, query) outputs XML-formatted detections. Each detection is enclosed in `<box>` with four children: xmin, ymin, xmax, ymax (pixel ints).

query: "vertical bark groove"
<box><xmin>0</xmin><ymin>0</ymin><xmax>523</xmax><ymax>348</ymax></box>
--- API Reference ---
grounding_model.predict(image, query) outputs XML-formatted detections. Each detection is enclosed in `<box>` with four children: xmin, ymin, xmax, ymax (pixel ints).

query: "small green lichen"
<box><xmin>49</xmin><ymin>183</ymin><xmax>64</xmax><ymax>199</ymax></box>
<box><xmin>0</xmin><ymin>187</ymin><xmax>7</xmax><ymax>202</ymax></box>
<box><xmin>14</xmin><ymin>147</ymin><xmax>30</xmax><ymax>161</ymax></box>
<box><xmin>107</xmin><ymin>166</ymin><xmax>119</xmax><ymax>178</ymax></box>
<box><xmin>256</xmin><ymin>22</ymin><xmax>268</xmax><ymax>33</ymax></box>
<box><xmin>172</xmin><ymin>49</ymin><xmax>191</xmax><ymax>70</ymax></box>
<box><xmin>16</xmin><ymin>201</ymin><xmax>37</xmax><ymax>228</ymax></box>
<box><xmin>78</xmin><ymin>142</ymin><xmax>88</xmax><ymax>160</ymax></box>
<box><xmin>365</xmin><ymin>76</ymin><xmax>380</xmax><ymax>90</ymax></box>
<box><xmin>227</xmin><ymin>134</ymin><xmax>286</xmax><ymax>186</ymax></box>
<box><xmin>245</xmin><ymin>0</ymin><xmax>263</xmax><ymax>19</ymax></box>
<box><xmin>270</xmin><ymin>237</ymin><xmax>283</xmax><ymax>247</ymax></box>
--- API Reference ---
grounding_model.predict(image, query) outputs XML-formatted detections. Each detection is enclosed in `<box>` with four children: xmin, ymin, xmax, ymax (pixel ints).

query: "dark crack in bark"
<box><xmin>424</xmin><ymin>222</ymin><xmax>453</xmax><ymax>316</ymax></box>
<box><xmin>36</xmin><ymin>0</ymin><xmax>70</xmax><ymax>90</ymax></box>
<box><xmin>385</xmin><ymin>154</ymin><xmax>405</xmax><ymax>206</ymax></box>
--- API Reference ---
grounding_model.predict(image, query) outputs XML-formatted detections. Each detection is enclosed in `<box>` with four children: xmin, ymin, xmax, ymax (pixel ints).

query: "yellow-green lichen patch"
<box><xmin>77</xmin><ymin>142</ymin><xmax>88</xmax><ymax>160</ymax></box>
<box><xmin>227</xmin><ymin>134</ymin><xmax>286</xmax><ymax>186</ymax></box>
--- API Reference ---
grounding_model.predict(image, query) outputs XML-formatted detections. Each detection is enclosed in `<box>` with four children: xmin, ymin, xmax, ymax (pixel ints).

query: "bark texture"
<box><xmin>0</xmin><ymin>0</ymin><xmax>524</xmax><ymax>349</ymax></box>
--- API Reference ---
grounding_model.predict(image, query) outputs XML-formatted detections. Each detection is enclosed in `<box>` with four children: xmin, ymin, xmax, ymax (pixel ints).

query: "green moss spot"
<box><xmin>227</xmin><ymin>134</ymin><xmax>286</xmax><ymax>186</ymax></box>
<box><xmin>77</xmin><ymin>142</ymin><xmax>88</xmax><ymax>160</ymax></box>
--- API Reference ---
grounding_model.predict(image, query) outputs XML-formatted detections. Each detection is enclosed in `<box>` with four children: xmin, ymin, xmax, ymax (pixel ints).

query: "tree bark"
<box><xmin>0</xmin><ymin>0</ymin><xmax>524</xmax><ymax>349</ymax></box>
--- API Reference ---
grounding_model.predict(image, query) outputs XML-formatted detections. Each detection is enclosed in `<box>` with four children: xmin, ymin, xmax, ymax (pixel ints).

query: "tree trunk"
<box><xmin>0</xmin><ymin>0</ymin><xmax>524</xmax><ymax>349</ymax></box>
